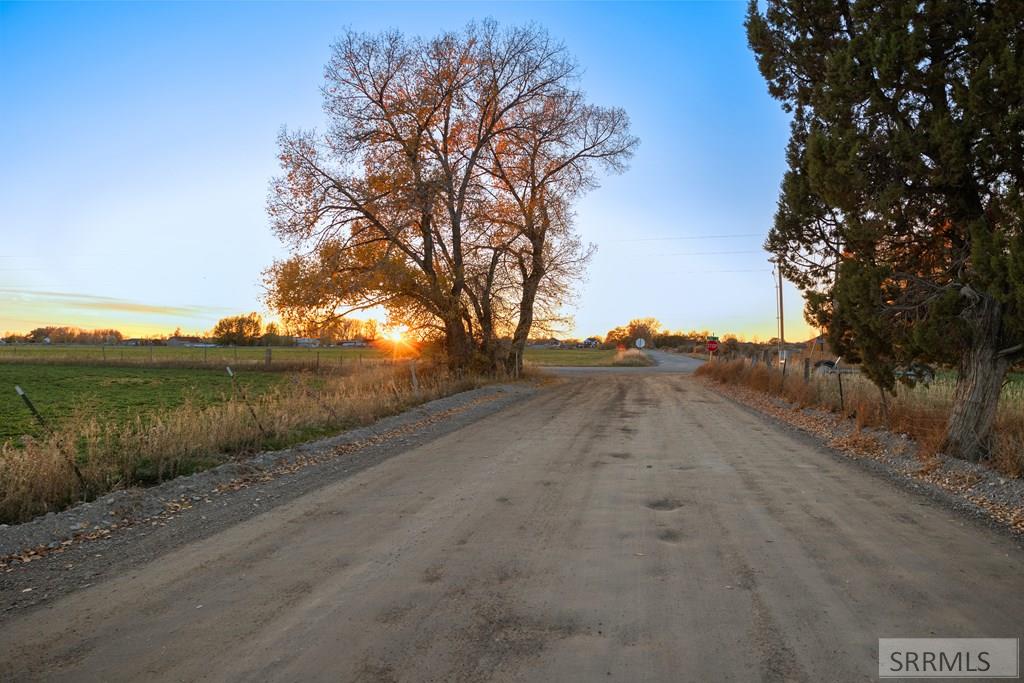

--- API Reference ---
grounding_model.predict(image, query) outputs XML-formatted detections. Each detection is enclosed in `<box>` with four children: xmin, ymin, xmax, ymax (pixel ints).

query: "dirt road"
<box><xmin>2</xmin><ymin>362</ymin><xmax>1022</xmax><ymax>681</ymax></box>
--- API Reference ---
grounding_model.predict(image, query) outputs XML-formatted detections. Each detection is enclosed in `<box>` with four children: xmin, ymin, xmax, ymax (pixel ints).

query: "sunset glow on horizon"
<box><xmin>1</xmin><ymin>2</ymin><xmax>816</xmax><ymax>343</ymax></box>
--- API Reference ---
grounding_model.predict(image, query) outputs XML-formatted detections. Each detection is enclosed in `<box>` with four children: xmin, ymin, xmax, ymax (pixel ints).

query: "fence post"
<box><xmin>803</xmin><ymin>358</ymin><xmax>810</xmax><ymax>383</ymax></box>
<box><xmin>315</xmin><ymin>351</ymin><xmax>320</xmax><ymax>372</ymax></box>
<box><xmin>837</xmin><ymin>372</ymin><xmax>845</xmax><ymax>414</ymax></box>
<box><xmin>265</xmin><ymin>347</ymin><xmax>272</xmax><ymax>368</ymax></box>
<box><xmin>226</xmin><ymin>367</ymin><xmax>267</xmax><ymax>436</ymax></box>
<box><xmin>409</xmin><ymin>360</ymin><xmax>419</xmax><ymax>393</ymax></box>
<box><xmin>16</xmin><ymin>385</ymin><xmax>87</xmax><ymax>487</ymax></box>
<box><xmin>14</xmin><ymin>385</ymin><xmax>46</xmax><ymax>427</ymax></box>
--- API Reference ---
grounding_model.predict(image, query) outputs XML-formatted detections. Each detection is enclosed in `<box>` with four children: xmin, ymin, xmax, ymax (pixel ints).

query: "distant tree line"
<box><xmin>1</xmin><ymin>315</ymin><xmax>381</xmax><ymax>347</ymax></box>
<box><xmin>2</xmin><ymin>327</ymin><xmax>124</xmax><ymax>345</ymax></box>
<box><xmin>601</xmin><ymin>318</ymin><xmax>721</xmax><ymax>350</ymax></box>
<box><xmin>209</xmin><ymin>313</ymin><xmax>380</xmax><ymax>347</ymax></box>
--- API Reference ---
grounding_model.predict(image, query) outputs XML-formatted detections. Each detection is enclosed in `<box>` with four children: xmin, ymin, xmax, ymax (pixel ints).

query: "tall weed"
<box><xmin>0</xmin><ymin>364</ymin><xmax>481</xmax><ymax>524</ymax></box>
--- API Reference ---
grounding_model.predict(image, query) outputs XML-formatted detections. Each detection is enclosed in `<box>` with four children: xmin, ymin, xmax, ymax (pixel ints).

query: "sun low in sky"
<box><xmin>0</xmin><ymin>1</ymin><xmax>814</xmax><ymax>342</ymax></box>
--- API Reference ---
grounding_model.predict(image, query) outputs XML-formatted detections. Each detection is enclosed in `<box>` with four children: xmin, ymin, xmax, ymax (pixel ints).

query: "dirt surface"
<box><xmin>698</xmin><ymin>375</ymin><xmax>1024</xmax><ymax>537</ymax></box>
<box><xmin>1</xmin><ymin>365</ymin><xmax>1022</xmax><ymax>681</ymax></box>
<box><xmin>0</xmin><ymin>384</ymin><xmax>534</xmax><ymax>611</ymax></box>
<box><xmin>544</xmin><ymin>349</ymin><xmax>703</xmax><ymax>375</ymax></box>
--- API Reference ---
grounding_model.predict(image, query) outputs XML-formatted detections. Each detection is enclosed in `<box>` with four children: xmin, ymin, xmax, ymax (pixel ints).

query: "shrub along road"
<box><xmin>1</xmin><ymin>356</ymin><xmax>1021</xmax><ymax>681</ymax></box>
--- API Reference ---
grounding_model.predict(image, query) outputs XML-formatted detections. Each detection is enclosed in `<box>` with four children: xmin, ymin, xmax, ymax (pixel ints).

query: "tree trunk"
<box><xmin>506</xmin><ymin>275</ymin><xmax>541</xmax><ymax>376</ymax></box>
<box><xmin>505</xmin><ymin>232</ymin><xmax>546</xmax><ymax>376</ymax></box>
<box><xmin>940</xmin><ymin>295</ymin><xmax>1009</xmax><ymax>462</ymax></box>
<box><xmin>443</xmin><ymin>315</ymin><xmax>473</xmax><ymax>372</ymax></box>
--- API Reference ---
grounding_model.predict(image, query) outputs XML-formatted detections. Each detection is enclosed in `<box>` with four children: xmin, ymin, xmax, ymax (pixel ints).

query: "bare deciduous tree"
<box><xmin>267</xmin><ymin>21</ymin><xmax>636</xmax><ymax>369</ymax></box>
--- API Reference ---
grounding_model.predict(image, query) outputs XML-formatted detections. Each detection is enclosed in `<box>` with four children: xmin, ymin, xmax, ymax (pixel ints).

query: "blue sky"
<box><xmin>0</xmin><ymin>1</ymin><xmax>810</xmax><ymax>341</ymax></box>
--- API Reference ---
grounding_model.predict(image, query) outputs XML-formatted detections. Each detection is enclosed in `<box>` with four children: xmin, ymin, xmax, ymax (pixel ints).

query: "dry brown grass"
<box><xmin>0</xmin><ymin>364</ymin><xmax>484</xmax><ymax>524</ymax></box>
<box><xmin>611</xmin><ymin>349</ymin><xmax>655</xmax><ymax>367</ymax></box>
<box><xmin>696</xmin><ymin>359</ymin><xmax>1024</xmax><ymax>478</ymax></box>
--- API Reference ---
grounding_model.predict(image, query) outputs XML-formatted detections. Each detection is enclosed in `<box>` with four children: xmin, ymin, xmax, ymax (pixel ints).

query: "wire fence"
<box><xmin>0</xmin><ymin>343</ymin><xmax>395</xmax><ymax>372</ymax></box>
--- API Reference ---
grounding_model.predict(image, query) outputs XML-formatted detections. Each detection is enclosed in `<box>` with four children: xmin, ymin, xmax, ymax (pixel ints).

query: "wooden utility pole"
<box><xmin>778</xmin><ymin>265</ymin><xmax>785</xmax><ymax>348</ymax></box>
<box><xmin>773</xmin><ymin>259</ymin><xmax>785</xmax><ymax>366</ymax></box>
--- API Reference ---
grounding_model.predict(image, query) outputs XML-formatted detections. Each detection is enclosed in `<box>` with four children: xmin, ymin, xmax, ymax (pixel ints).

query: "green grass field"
<box><xmin>0</xmin><ymin>343</ymin><xmax>383</xmax><ymax>367</ymax></box>
<box><xmin>0</xmin><ymin>364</ymin><xmax>284</xmax><ymax>441</ymax></box>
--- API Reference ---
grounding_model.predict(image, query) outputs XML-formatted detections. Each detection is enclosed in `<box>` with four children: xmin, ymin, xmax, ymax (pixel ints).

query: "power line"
<box><xmin>664</xmin><ymin>250</ymin><xmax>762</xmax><ymax>256</ymax></box>
<box><xmin>608</xmin><ymin>232</ymin><xmax>763</xmax><ymax>242</ymax></box>
<box><xmin>674</xmin><ymin>268</ymin><xmax>772</xmax><ymax>274</ymax></box>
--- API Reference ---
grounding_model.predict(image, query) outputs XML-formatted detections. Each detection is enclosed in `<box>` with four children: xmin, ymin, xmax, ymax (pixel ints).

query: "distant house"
<box><xmin>583</xmin><ymin>337</ymin><xmax>600</xmax><ymax>348</ymax></box>
<box><xmin>167</xmin><ymin>336</ymin><xmax>205</xmax><ymax>347</ymax></box>
<box><xmin>295</xmin><ymin>337</ymin><xmax>320</xmax><ymax>348</ymax></box>
<box><xmin>805</xmin><ymin>335</ymin><xmax>834</xmax><ymax>360</ymax></box>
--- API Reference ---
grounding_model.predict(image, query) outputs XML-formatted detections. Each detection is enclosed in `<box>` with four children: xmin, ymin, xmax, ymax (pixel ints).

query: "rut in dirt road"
<box><xmin>1</xmin><ymin>369</ymin><xmax>1021</xmax><ymax>682</ymax></box>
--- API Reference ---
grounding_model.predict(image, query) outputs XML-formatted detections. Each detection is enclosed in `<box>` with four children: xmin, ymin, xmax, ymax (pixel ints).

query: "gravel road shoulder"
<box><xmin>699</xmin><ymin>377</ymin><xmax>1024</xmax><ymax>543</ymax></box>
<box><xmin>0</xmin><ymin>382</ymin><xmax>535</xmax><ymax>617</ymax></box>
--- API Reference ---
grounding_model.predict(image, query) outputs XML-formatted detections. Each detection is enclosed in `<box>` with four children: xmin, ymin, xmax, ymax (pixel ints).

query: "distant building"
<box><xmin>167</xmin><ymin>336</ymin><xmax>205</xmax><ymax>347</ymax></box>
<box><xmin>583</xmin><ymin>337</ymin><xmax>600</xmax><ymax>348</ymax></box>
<box><xmin>340</xmin><ymin>340</ymin><xmax>367</xmax><ymax>347</ymax></box>
<box><xmin>295</xmin><ymin>337</ymin><xmax>321</xmax><ymax>348</ymax></box>
<box><xmin>805</xmin><ymin>334</ymin><xmax>834</xmax><ymax>360</ymax></box>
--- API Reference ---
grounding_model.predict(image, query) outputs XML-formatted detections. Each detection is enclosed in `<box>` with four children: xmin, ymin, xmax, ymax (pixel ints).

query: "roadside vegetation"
<box><xmin>0</xmin><ymin>363</ymin><xmax>485</xmax><ymax>525</ymax></box>
<box><xmin>696</xmin><ymin>360</ymin><xmax>1024</xmax><ymax>479</ymax></box>
<box><xmin>0</xmin><ymin>343</ymin><xmax>381</xmax><ymax>368</ymax></box>
<box><xmin>747</xmin><ymin>3</ymin><xmax>1024</xmax><ymax>464</ymax></box>
<box><xmin>610</xmin><ymin>349</ymin><xmax>655</xmax><ymax>367</ymax></box>
<box><xmin>0</xmin><ymin>364</ymin><xmax>283</xmax><ymax>441</ymax></box>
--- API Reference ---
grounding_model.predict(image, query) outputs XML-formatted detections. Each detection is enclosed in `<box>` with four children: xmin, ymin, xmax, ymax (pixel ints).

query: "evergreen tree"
<box><xmin>747</xmin><ymin>0</ymin><xmax>1023</xmax><ymax>461</ymax></box>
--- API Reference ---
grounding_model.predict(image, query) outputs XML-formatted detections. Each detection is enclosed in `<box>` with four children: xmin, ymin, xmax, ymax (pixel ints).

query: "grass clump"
<box><xmin>610</xmin><ymin>349</ymin><xmax>655</xmax><ymax>367</ymax></box>
<box><xmin>0</xmin><ymin>364</ymin><xmax>482</xmax><ymax>524</ymax></box>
